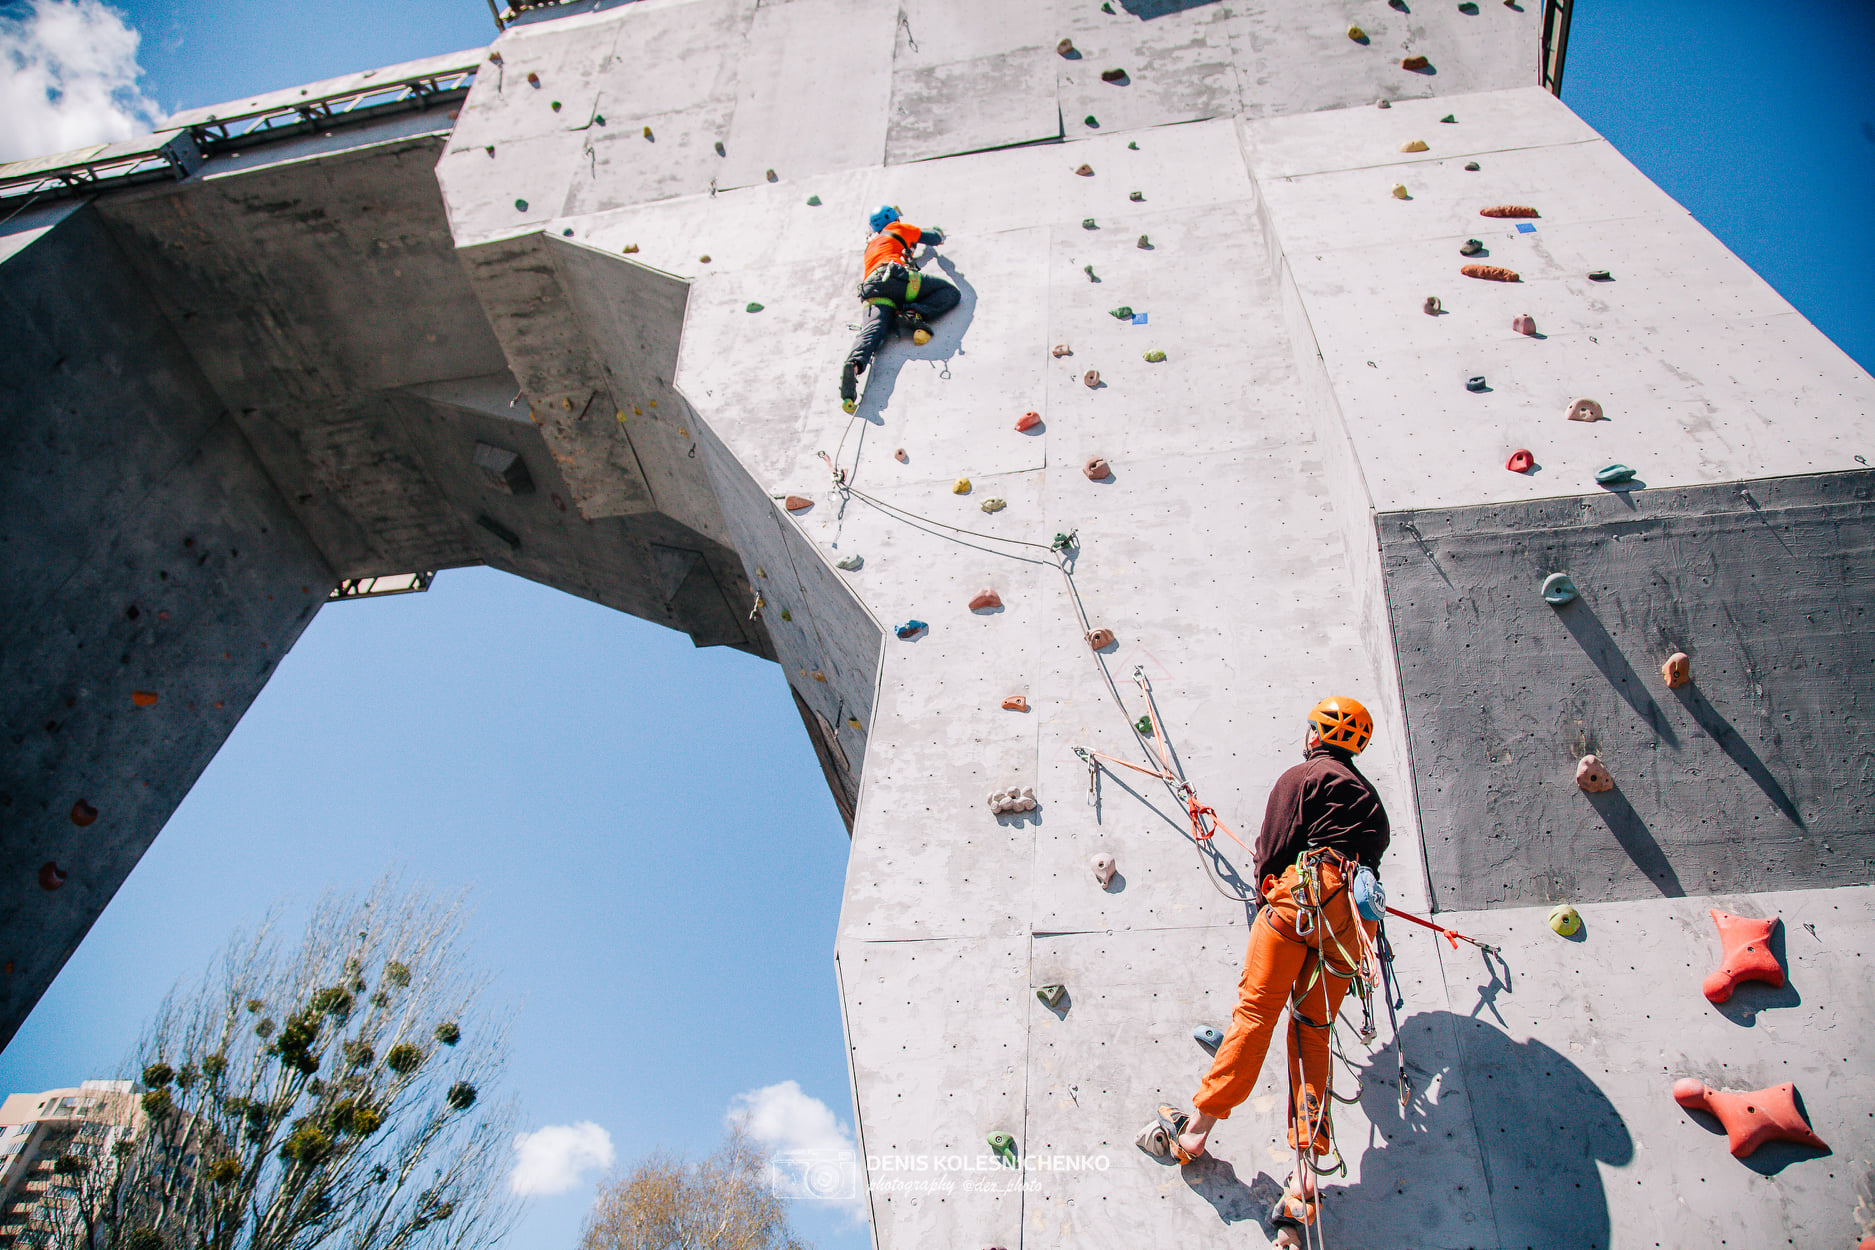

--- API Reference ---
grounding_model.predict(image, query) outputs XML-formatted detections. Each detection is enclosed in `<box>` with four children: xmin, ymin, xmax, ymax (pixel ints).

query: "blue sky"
<box><xmin>0</xmin><ymin>2</ymin><xmax>1869</xmax><ymax>1249</ymax></box>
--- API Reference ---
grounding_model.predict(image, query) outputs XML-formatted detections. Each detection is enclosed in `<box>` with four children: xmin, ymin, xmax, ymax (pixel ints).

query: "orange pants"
<box><xmin>1192</xmin><ymin>860</ymin><xmax>1376</xmax><ymax>1153</ymax></box>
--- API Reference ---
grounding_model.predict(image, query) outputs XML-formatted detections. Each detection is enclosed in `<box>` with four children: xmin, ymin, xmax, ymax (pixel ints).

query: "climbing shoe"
<box><xmin>838</xmin><ymin>364</ymin><xmax>859</xmax><ymax>404</ymax></box>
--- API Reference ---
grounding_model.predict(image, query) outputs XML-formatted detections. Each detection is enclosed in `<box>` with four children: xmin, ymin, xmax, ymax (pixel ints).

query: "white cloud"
<box><xmin>0</xmin><ymin>0</ymin><xmax>160</xmax><ymax>162</ymax></box>
<box><xmin>510</xmin><ymin>1121</ymin><xmax>616</xmax><ymax>1196</ymax></box>
<box><xmin>728</xmin><ymin>1081</ymin><xmax>865</xmax><ymax>1219</ymax></box>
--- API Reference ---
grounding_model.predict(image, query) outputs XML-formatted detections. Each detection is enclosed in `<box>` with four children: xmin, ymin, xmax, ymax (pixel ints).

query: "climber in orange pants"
<box><xmin>1165</xmin><ymin>697</ymin><xmax>1390</xmax><ymax>1241</ymax></box>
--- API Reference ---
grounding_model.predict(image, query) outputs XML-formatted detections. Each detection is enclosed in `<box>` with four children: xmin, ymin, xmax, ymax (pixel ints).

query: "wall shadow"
<box><xmin>1319</xmin><ymin>1012</ymin><xmax>1630</xmax><ymax>1249</ymax></box>
<box><xmin>1554</xmin><ymin>599</ymin><xmax>1679</xmax><ymax>746</ymax></box>
<box><xmin>1671</xmin><ymin>684</ymin><xmax>1805</xmax><ymax>827</ymax></box>
<box><xmin>1584</xmin><ymin>787</ymin><xmax>1685</xmax><ymax>896</ymax></box>
<box><xmin>1118</xmin><ymin>0</ymin><xmax>1220</xmax><ymax>16</ymax></box>
<box><xmin>851</xmin><ymin>253</ymin><xmax>978</xmax><ymax>427</ymax></box>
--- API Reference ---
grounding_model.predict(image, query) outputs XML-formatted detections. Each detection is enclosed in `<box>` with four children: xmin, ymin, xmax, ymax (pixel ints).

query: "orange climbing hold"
<box><xmin>783</xmin><ymin>495</ymin><xmax>814</xmax><ymax>511</ymax></box>
<box><xmin>1662</xmin><ymin>651</ymin><xmax>1690</xmax><ymax>688</ymax></box>
<box><xmin>1702</xmin><ymin>909</ymin><xmax>1782</xmax><ymax>1004</ymax></box>
<box><xmin>1461</xmin><ymin>264</ymin><xmax>1521</xmax><ymax>282</ymax></box>
<box><xmin>1084</xmin><ymin>457</ymin><xmax>1111</xmax><ymax>480</ymax></box>
<box><xmin>969</xmin><ymin>588</ymin><xmax>1003</xmax><ymax>611</ymax></box>
<box><xmin>1002</xmin><ymin>695</ymin><xmax>1029</xmax><ymax>712</ymax></box>
<box><xmin>1016</xmin><ymin>412</ymin><xmax>1042</xmax><ymax>432</ymax></box>
<box><xmin>1506</xmin><ymin>449</ymin><xmax>1534</xmax><ymax>473</ymax></box>
<box><xmin>131</xmin><ymin>690</ymin><xmax>158</xmax><ymax>707</ymax></box>
<box><xmin>1575</xmin><ymin>755</ymin><xmax>1613</xmax><ymax>793</ymax></box>
<box><xmin>1672</xmin><ymin>1079</ymin><xmax>1825</xmax><ymax>1158</ymax></box>
<box><xmin>38</xmin><ymin>862</ymin><xmax>67</xmax><ymax>891</ymax></box>
<box><xmin>70</xmin><ymin>799</ymin><xmax>97</xmax><ymax>827</ymax></box>
<box><xmin>1052</xmin><ymin>344</ymin><xmax>1072</xmax><ymax>358</ymax></box>
<box><xmin>1400</xmin><ymin>55</ymin><xmax>1430</xmax><ymax>71</ymax></box>
<box><xmin>1480</xmin><ymin>205</ymin><xmax>1540</xmax><ymax>218</ymax></box>
<box><xmin>1083</xmin><ymin>370</ymin><xmax>1100</xmax><ymax>388</ymax></box>
<box><xmin>1086</xmin><ymin>628</ymin><xmax>1115</xmax><ymax>650</ymax></box>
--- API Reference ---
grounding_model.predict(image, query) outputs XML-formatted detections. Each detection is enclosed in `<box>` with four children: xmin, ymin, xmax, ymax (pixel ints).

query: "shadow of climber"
<box><xmin>1319</xmin><ymin>1012</ymin><xmax>1630</xmax><ymax>1250</ymax></box>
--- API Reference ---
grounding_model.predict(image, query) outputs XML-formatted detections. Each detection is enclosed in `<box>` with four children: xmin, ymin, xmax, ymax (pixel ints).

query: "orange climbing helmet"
<box><xmin>1307</xmin><ymin>696</ymin><xmax>1373</xmax><ymax>754</ymax></box>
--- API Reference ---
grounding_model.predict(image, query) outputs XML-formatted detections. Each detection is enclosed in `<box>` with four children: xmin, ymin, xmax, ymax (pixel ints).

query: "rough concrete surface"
<box><xmin>4</xmin><ymin>2</ymin><xmax>1873</xmax><ymax>1247</ymax></box>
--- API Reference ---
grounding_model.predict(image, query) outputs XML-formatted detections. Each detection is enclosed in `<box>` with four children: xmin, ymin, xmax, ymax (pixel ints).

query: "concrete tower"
<box><xmin>3</xmin><ymin>2</ymin><xmax>1871</xmax><ymax>1246</ymax></box>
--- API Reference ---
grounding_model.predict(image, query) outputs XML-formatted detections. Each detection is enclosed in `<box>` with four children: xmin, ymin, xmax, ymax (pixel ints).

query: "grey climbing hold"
<box><xmin>1193</xmin><ymin>1025</ymin><xmax>1224</xmax><ymax>1048</ymax></box>
<box><xmin>836</xmin><ymin>554</ymin><xmax>862</xmax><ymax>571</ymax></box>
<box><xmin>1464</xmin><ymin>161</ymin><xmax>1481</xmax><ymax>171</ymax></box>
<box><xmin>1460</xmin><ymin>238</ymin><xmax>1484</xmax><ymax>256</ymax></box>
<box><xmin>1036</xmin><ymin>984</ymin><xmax>1066</xmax><ymax>1007</ymax></box>
<box><xmin>1466</xmin><ymin>376</ymin><xmax>1487</xmax><ymax>392</ymax></box>
<box><xmin>1595</xmin><ymin>463</ymin><xmax>1637</xmax><ymax>485</ymax></box>
<box><xmin>1137</xmin><ymin>234</ymin><xmax>1150</xmax><ymax>249</ymax></box>
<box><xmin>1423</xmin><ymin>295</ymin><xmax>1441</xmax><ymax>315</ymax></box>
<box><xmin>1541</xmin><ymin>573</ymin><xmax>1579</xmax><ymax>606</ymax></box>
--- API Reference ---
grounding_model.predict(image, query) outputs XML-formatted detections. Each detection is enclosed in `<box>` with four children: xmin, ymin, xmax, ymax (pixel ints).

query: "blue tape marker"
<box><xmin>1132</xmin><ymin>312</ymin><xmax>1148</xmax><ymax>325</ymax></box>
<box><xmin>1516</xmin><ymin>222</ymin><xmax>1537</xmax><ymax>233</ymax></box>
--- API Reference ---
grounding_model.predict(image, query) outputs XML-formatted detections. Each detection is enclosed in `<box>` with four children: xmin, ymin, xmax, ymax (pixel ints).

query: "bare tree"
<box><xmin>56</xmin><ymin>877</ymin><xmax>521</xmax><ymax>1250</ymax></box>
<box><xmin>579</xmin><ymin>1129</ymin><xmax>808</xmax><ymax>1250</ymax></box>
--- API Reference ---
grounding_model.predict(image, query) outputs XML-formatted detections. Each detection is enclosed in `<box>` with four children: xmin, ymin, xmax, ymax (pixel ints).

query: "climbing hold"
<box><xmin>764</xmin><ymin>169</ymin><xmax>777</xmax><ymax>182</ymax></box>
<box><xmin>1129</xmin><ymin>191</ymin><xmax>1144</xmax><ymax>202</ymax></box>
<box><xmin>1127</xmin><ymin>141</ymin><xmax>1138</xmax><ymax>149</ymax></box>
<box><xmin>1440</xmin><ymin>113</ymin><xmax>1457</xmax><ymax>123</ymax></box>
<box><xmin>1505</xmin><ymin>448</ymin><xmax>1534</xmax><ymax>473</ymax></box>
<box><xmin>622</xmin><ymin>243</ymin><xmax>639</xmax><ymax>253</ymax></box>
<box><xmin>1074</xmin><ymin>163</ymin><xmax>1094</xmax><ymax>177</ymax></box>
<box><xmin>1480</xmin><ymin>205</ymin><xmax>1540</xmax><ymax>218</ymax></box>
<box><xmin>969</xmin><ymin>588</ymin><xmax>1002</xmax><ymax>611</ymax></box>
<box><xmin>1347</xmin><ymin>24</ymin><xmax>1367</xmax><ymax>41</ymax></box>
<box><xmin>1084</xmin><ymin>265</ymin><xmax>1098</xmax><ymax>281</ymax></box>
<box><xmin>1588</xmin><ymin>269</ymin><xmax>1612</xmax><ymax>281</ymax></box>
<box><xmin>1400</xmin><ymin>139</ymin><xmax>1429</xmax><ymax>153</ymax></box>
<box><xmin>1083</xmin><ymin>217</ymin><xmax>1098</xmax><ymax>230</ymax></box>
<box><xmin>1423</xmin><ymin>296</ymin><xmax>1441</xmax><ymax>315</ymax></box>
<box><xmin>1542</xmin><ymin>572</ymin><xmax>1579</xmax><ymax>605</ymax></box>
<box><xmin>1036</xmin><ymin>984</ymin><xmax>1066</xmax><ymax>1007</ymax></box>
<box><xmin>1109</xmin><ymin>306</ymin><xmax>1134</xmax><ymax>320</ymax></box>
<box><xmin>745</xmin><ymin>302</ymin><xmax>764</xmax><ymax>313</ymax></box>
<box><xmin>131</xmin><ymin>691</ymin><xmax>158</xmax><ymax>707</ymax></box>
<box><xmin>1458</xmin><ymin>0</ymin><xmax>1478</xmax><ymax>11</ymax></box>
<box><xmin>1052</xmin><ymin>344</ymin><xmax>1072</xmax><ymax>358</ymax></box>
<box><xmin>551</xmin><ymin>100</ymin><xmax>562</xmax><ymax>112</ymax></box>
<box><xmin>1575</xmin><ymin>754</ymin><xmax>1613</xmax><ymax>793</ymax></box>
<box><xmin>1100</xmin><ymin>67</ymin><xmax>1127</xmax><ymax>83</ymax></box>
<box><xmin>513</xmin><ymin>198</ymin><xmax>529</xmax><ymax>212</ymax></box>
<box><xmin>988</xmin><ymin>787</ymin><xmax>1037</xmax><ymax>814</ymax></box>
<box><xmin>1086</xmin><ymin>628</ymin><xmax>1115</xmax><ymax>650</ymax></box>
<box><xmin>70</xmin><ymin>799</ymin><xmax>97</xmax><ymax>827</ymax></box>
<box><xmin>780</xmin><ymin>610</ymin><xmax>792</xmax><ymax>621</ymax></box>
<box><xmin>953</xmin><ymin>478</ymin><xmax>972</xmax><ymax>494</ymax></box>
<box><xmin>1461</xmin><ymin>264</ymin><xmax>1521</xmax><ymax>282</ymax></box>
<box><xmin>1401</xmin><ymin>54</ymin><xmax>1431</xmax><ymax>70</ymax></box>
<box><xmin>1003</xmin><ymin>696</ymin><xmax>1029</xmax><ymax>712</ymax></box>
<box><xmin>981</xmin><ymin>498</ymin><xmax>1007</xmax><ymax>513</ymax></box>
<box><xmin>1672</xmin><ymin>1079</ymin><xmax>1825</xmax><ymax>1158</ymax></box>
<box><xmin>1143</xmin><ymin>350</ymin><xmax>1166</xmax><ymax>363</ymax></box>
<box><xmin>526</xmin><ymin>71</ymin><xmax>540</xmax><ymax>86</ymax></box>
<box><xmin>987</xmin><ymin>1132</ymin><xmax>1018</xmax><ymax>1166</ymax></box>
<box><xmin>1391</xmin><ymin>183</ymin><xmax>1410</xmax><ymax>200</ymax></box>
<box><xmin>1137</xmin><ymin>234</ymin><xmax>1150</xmax><ymax>249</ymax></box>
<box><xmin>1083</xmin><ymin>114</ymin><xmax>1099</xmax><ymax>127</ymax></box>
<box><xmin>38</xmin><ymin>862</ymin><xmax>67</xmax><ymax>891</ymax></box>
<box><xmin>806</xmin><ymin>194</ymin><xmax>822</xmax><ymax>206</ymax></box>
<box><xmin>1459</xmin><ymin>238</ymin><xmax>1484</xmax><ymax>256</ymax></box>
<box><xmin>912</xmin><ymin>328</ymin><xmax>932</xmax><ymax>346</ymax></box>
<box><xmin>1375</xmin><ymin>98</ymin><xmax>1391</xmax><ymax>108</ymax></box>
<box><xmin>1702</xmin><ymin>909</ymin><xmax>1783</xmax><ymax>1003</ymax></box>
<box><xmin>1083</xmin><ymin>370</ymin><xmax>1101</xmax><ymax>388</ymax></box>
<box><xmin>1548</xmin><ymin>904</ymin><xmax>1582</xmax><ymax>937</ymax></box>
<box><xmin>1091</xmin><ymin>853</ymin><xmax>1116</xmax><ymax>886</ymax></box>
<box><xmin>1193</xmin><ymin>1025</ymin><xmax>1224</xmax><ymax>1048</ymax></box>
<box><xmin>811</xmin><ymin>670</ymin><xmax>827</xmax><ymax>683</ymax></box>
<box><xmin>1134</xmin><ymin>715</ymin><xmax>1153</xmax><ymax>736</ymax></box>
<box><xmin>1016</xmin><ymin>412</ymin><xmax>1042</xmax><ymax>432</ymax></box>
<box><xmin>714</xmin><ymin>140</ymin><xmax>726</xmax><ymax>156</ymax></box>
<box><xmin>1466</xmin><ymin>376</ymin><xmax>1488</xmax><ymax>393</ymax></box>
<box><xmin>699</xmin><ymin>255</ymin><xmax>711</xmax><ymax>263</ymax></box>
<box><xmin>783</xmin><ymin>495</ymin><xmax>814</xmax><ymax>511</ymax></box>
<box><xmin>1566</xmin><ymin>398</ymin><xmax>1606</xmax><ymax>422</ymax></box>
<box><xmin>1084</xmin><ymin>457</ymin><xmax>1111</xmax><ymax>480</ymax></box>
<box><xmin>1595</xmin><ymin>464</ymin><xmax>1637</xmax><ymax>486</ymax></box>
<box><xmin>1463</xmin><ymin>160</ymin><xmax>1481</xmax><ymax>171</ymax></box>
<box><xmin>1057</xmin><ymin>37</ymin><xmax>1075</xmax><ymax>55</ymax></box>
<box><xmin>895</xmin><ymin>620</ymin><xmax>926</xmax><ymax>639</ymax></box>
<box><xmin>1512</xmin><ymin>313</ymin><xmax>1537</xmax><ymax>335</ymax></box>
<box><xmin>894</xmin><ymin>448</ymin><xmax>908</xmax><ymax>462</ymax></box>
<box><xmin>836</xmin><ymin>554</ymin><xmax>863</xmax><ymax>571</ymax></box>
<box><xmin>1661</xmin><ymin>652</ymin><xmax>1690</xmax><ymax>688</ymax></box>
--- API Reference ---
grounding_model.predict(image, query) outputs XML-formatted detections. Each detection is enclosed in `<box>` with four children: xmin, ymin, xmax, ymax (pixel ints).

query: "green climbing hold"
<box><xmin>1109</xmin><ymin>306</ymin><xmax>1133</xmax><ymax>319</ymax></box>
<box><xmin>1052</xmin><ymin>531</ymin><xmax>1078</xmax><ymax>551</ymax></box>
<box><xmin>806</xmin><ymin>194</ymin><xmax>821</xmax><ymax>206</ymax></box>
<box><xmin>1595</xmin><ymin>463</ymin><xmax>1637</xmax><ymax>485</ymax></box>
<box><xmin>1083</xmin><ymin>217</ymin><xmax>1098</xmax><ymax>229</ymax></box>
<box><xmin>745</xmin><ymin>302</ymin><xmax>764</xmax><ymax>313</ymax></box>
<box><xmin>1129</xmin><ymin>191</ymin><xmax>1144</xmax><ymax>202</ymax></box>
<box><xmin>1548</xmin><ymin>904</ymin><xmax>1582</xmax><ymax>937</ymax></box>
<box><xmin>1036</xmin><ymin>984</ymin><xmax>1066</xmax><ymax>1007</ymax></box>
<box><xmin>1440</xmin><ymin>113</ymin><xmax>1456</xmax><ymax>123</ymax></box>
<box><xmin>780</xmin><ymin>608</ymin><xmax>794</xmax><ymax>621</ymax></box>
<box><xmin>1143</xmin><ymin>350</ymin><xmax>1166</xmax><ymax>362</ymax></box>
<box><xmin>1101</xmin><ymin>0</ymin><xmax>1113</xmax><ymax>10</ymax></box>
<box><xmin>1127</xmin><ymin>141</ymin><xmax>1138</xmax><ymax>150</ymax></box>
<box><xmin>1458</xmin><ymin>1</ymin><xmax>1479</xmax><ymax>11</ymax></box>
<box><xmin>1134</xmin><ymin>715</ymin><xmax>1153</xmax><ymax>736</ymax></box>
<box><xmin>1084</xmin><ymin>115</ymin><xmax>1098</xmax><ymax>127</ymax></box>
<box><xmin>987</xmin><ymin>1132</ymin><xmax>1018</xmax><ymax>1166</ymax></box>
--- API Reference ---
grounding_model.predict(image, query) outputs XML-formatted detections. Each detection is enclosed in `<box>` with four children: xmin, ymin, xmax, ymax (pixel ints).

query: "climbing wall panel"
<box><xmin>1055</xmin><ymin>0</ymin><xmax>1240</xmax><ymax>142</ymax></box>
<box><xmin>1381</xmin><ymin>471</ymin><xmax>1875</xmax><ymax>911</ymax></box>
<box><xmin>885</xmin><ymin>50</ymin><xmax>1061</xmax><ymax>166</ymax></box>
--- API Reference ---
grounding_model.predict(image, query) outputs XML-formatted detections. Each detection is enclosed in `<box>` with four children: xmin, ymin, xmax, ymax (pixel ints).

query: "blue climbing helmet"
<box><xmin>868</xmin><ymin>204</ymin><xmax>901</xmax><ymax>234</ymax></box>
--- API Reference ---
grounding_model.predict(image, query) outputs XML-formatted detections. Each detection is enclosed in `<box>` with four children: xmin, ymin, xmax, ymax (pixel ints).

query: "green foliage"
<box><xmin>383</xmin><ymin>961</ymin><xmax>411</xmax><ymax>988</ymax></box>
<box><xmin>342</xmin><ymin>1041</ymin><xmax>375</xmax><ymax>1069</ymax></box>
<box><xmin>331</xmin><ymin>1098</ymin><xmax>383</xmax><ymax>1137</ymax></box>
<box><xmin>445</xmin><ymin>1083</ymin><xmax>476</xmax><ymax>1112</ymax></box>
<box><xmin>174</xmin><ymin>1065</ymin><xmax>197</xmax><ymax>1091</ymax></box>
<box><xmin>140</xmin><ymin>1089</ymin><xmax>172</xmax><ymax>1121</ymax></box>
<box><xmin>245</xmin><ymin>998</ymin><xmax>264</xmax><ymax>1014</ymax></box>
<box><xmin>140</xmin><ymin>1063</ymin><xmax>174</xmax><ymax>1089</ymax></box>
<box><xmin>53</xmin><ymin>1154</ymin><xmax>88</xmax><ymax>1176</ymax></box>
<box><xmin>384</xmin><ymin>1044</ymin><xmax>423</xmax><ymax>1075</ymax></box>
<box><xmin>200</xmin><ymin>1053</ymin><xmax>227</xmax><ymax>1079</ymax></box>
<box><xmin>272</xmin><ymin>1011</ymin><xmax>321</xmax><ymax>1075</ymax></box>
<box><xmin>207</xmin><ymin>1157</ymin><xmax>242</xmax><ymax>1186</ymax></box>
<box><xmin>432</xmin><ymin>1022</ymin><xmax>460</xmax><ymax>1047</ymax></box>
<box><xmin>308</xmin><ymin>986</ymin><xmax>355</xmax><ymax>1021</ymax></box>
<box><xmin>279</xmin><ymin>1120</ymin><xmax>334</xmax><ymax>1167</ymax></box>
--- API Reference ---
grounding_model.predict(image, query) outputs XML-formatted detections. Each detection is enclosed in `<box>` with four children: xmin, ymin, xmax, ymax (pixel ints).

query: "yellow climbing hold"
<box><xmin>1391</xmin><ymin>183</ymin><xmax>1410</xmax><ymax>199</ymax></box>
<box><xmin>615</xmin><ymin>409</ymin><xmax>627</xmax><ymax>422</ymax></box>
<box><xmin>1400</xmin><ymin>139</ymin><xmax>1429</xmax><ymax>152</ymax></box>
<box><xmin>981</xmin><ymin>498</ymin><xmax>1007</xmax><ymax>513</ymax></box>
<box><xmin>952</xmin><ymin>478</ymin><xmax>972</xmax><ymax>494</ymax></box>
<box><xmin>1548</xmin><ymin>904</ymin><xmax>1583</xmax><ymax>937</ymax></box>
<box><xmin>1347</xmin><ymin>24</ymin><xmax>1366</xmax><ymax>40</ymax></box>
<box><xmin>912</xmin><ymin>328</ymin><xmax>932</xmax><ymax>346</ymax></box>
<box><xmin>1143</xmin><ymin>350</ymin><xmax>1166</xmax><ymax>363</ymax></box>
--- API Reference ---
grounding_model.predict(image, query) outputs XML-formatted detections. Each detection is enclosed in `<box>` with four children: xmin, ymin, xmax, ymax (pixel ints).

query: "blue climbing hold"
<box><xmin>1595</xmin><ymin>463</ymin><xmax>1637</xmax><ymax>485</ymax></box>
<box><xmin>1193</xmin><ymin>1025</ymin><xmax>1224</xmax><ymax>1048</ymax></box>
<box><xmin>1541</xmin><ymin>573</ymin><xmax>1579</xmax><ymax>606</ymax></box>
<box><xmin>895</xmin><ymin>619</ymin><xmax>927</xmax><ymax>639</ymax></box>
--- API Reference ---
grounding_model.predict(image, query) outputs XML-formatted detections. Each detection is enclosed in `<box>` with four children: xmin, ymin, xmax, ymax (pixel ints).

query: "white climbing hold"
<box><xmin>1566</xmin><ymin>398</ymin><xmax>1606</xmax><ymax>423</ymax></box>
<box><xmin>1091</xmin><ymin>853</ymin><xmax>1117</xmax><ymax>887</ymax></box>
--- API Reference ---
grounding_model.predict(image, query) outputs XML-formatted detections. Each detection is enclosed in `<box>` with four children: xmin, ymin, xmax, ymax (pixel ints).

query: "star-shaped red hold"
<box><xmin>1701</xmin><ymin>908</ymin><xmax>1783</xmax><ymax>1003</ymax></box>
<box><xmin>1673</xmin><ymin>1079</ymin><xmax>1826</xmax><ymax>1158</ymax></box>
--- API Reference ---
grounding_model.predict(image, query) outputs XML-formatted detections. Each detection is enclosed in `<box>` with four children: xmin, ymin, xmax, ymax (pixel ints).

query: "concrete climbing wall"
<box><xmin>5</xmin><ymin>2</ymin><xmax>1874</xmax><ymax>1247</ymax></box>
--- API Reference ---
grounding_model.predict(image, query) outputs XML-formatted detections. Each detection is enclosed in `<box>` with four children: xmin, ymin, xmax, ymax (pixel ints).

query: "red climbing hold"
<box><xmin>1002</xmin><ymin>695</ymin><xmax>1029</xmax><ymax>712</ymax></box>
<box><xmin>1084</xmin><ymin>457</ymin><xmax>1111</xmax><ymax>480</ymax></box>
<box><xmin>1016</xmin><ymin>412</ymin><xmax>1042</xmax><ymax>432</ymax></box>
<box><xmin>1400</xmin><ymin>55</ymin><xmax>1430</xmax><ymax>71</ymax></box>
<box><xmin>1512</xmin><ymin>313</ymin><xmax>1537</xmax><ymax>336</ymax></box>
<box><xmin>1702</xmin><ymin>909</ymin><xmax>1782</xmax><ymax>1004</ymax></box>
<box><xmin>131</xmin><ymin>690</ymin><xmax>158</xmax><ymax>707</ymax></box>
<box><xmin>70</xmin><ymin>799</ymin><xmax>97</xmax><ymax>827</ymax></box>
<box><xmin>969</xmin><ymin>588</ymin><xmax>1003</xmax><ymax>611</ymax></box>
<box><xmin>38</xmin><ymin>862</ymin><xmax>67</xmax><ymax>891</ymax></box>
<box><xmin>783</xmin><ymin>495</ymin><xmax>814</xmax><ymax>512</ymax></box>
<box><xmin>1506</xmin><ymin>449</ymin><xmax>1534</xmax><ymax>474</ymax></box>
<box><xmin>1086</xmin><ymin>628</ymin><xmax>1115</xmax><ymax>650</ymax></box>
<box><xmin>1461</xmin><ymin>264</ymin><xmax>1521</xmax><ymax>283</ymax></box>
<box><xmin>1480</xmin><ymin>205</ymin><xmax>1540</xmax><ymax>218</ymax></box>
<box><xmin>1672</xmin><ymin>1079</ymin><xmax>1825</xmax><ymax>1158</ymax></box>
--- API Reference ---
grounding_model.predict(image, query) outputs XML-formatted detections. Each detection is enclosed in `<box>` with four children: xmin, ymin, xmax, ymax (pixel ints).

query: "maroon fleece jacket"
<box><xmin>1251</xmin><ymin>743</ymin><xmax>1390</xmax><ymax>885</ymax></box>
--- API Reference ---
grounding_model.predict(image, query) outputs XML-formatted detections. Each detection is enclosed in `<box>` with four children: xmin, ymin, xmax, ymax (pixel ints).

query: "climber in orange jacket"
<box><xmin>838</xmin><ymin>206</ymin><xmax>961</xmax><ymax>413</ymax></box>
<box><xmin>1157</xmin><ymin>697</ymin><xmax>1390</xmax><ymax>1244</ymax></box>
